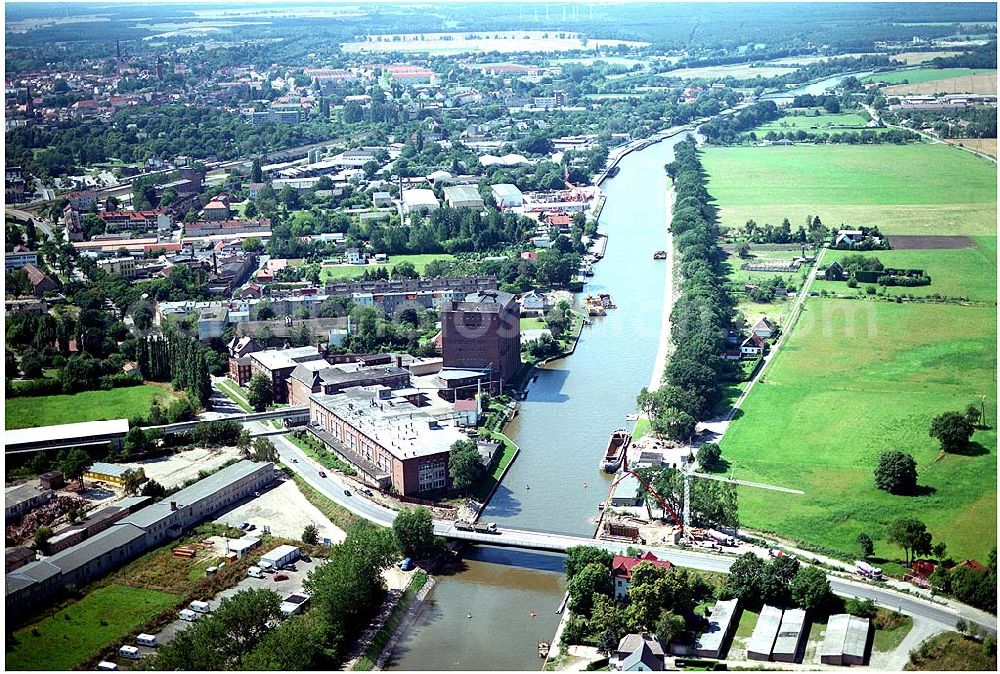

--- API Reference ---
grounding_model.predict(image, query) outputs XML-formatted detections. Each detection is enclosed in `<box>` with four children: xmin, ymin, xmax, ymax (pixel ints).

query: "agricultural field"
<box><xmin>720</xmin><ymin>299</ymin><xmax>997</xmax><ymax>563</ymax></box>
<box><xmin>890</xmin><ymin>50</ymin><xmax>964</xmax><ymax>64</ymax></box>
<box><xmin>320</xmin><ymin>253</ymin><xmax>456</xmax><ymax>281</ymax></box>
<box><xmin>811</xmin><ymin>237</ymin><xmax>997</xmax><ymax>303</ymax></box>
<box><xmin>944</xmin><ymin>137</ymin><xmax>998</xmax><ymax>158</ymax></box>
<box><xmin>701</xmin><ymin>143</ymin><xmax>997</xmax><ymax>236</ymax></box>
<box><xmin>863</xmin><ymin>67</ymin><xmax>995</xmax><ymax>85</ymax></box>
<box><xmin>5</xmin><ymin>383</ymin><xmax>178</xmax><ymax>430</ymax></box>
<box><xmin>6</xmin><ymin>584</ymin><xmax>180</xmax><ymax>670</ymax></box>
<box><xmin>884</xmin><ymin>71</ymin><xmax>997</xmax><ymax>96</ymax></box>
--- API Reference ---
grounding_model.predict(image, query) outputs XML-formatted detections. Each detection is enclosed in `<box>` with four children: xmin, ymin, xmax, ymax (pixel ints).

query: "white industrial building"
<box><xmin>401</xmin><ymin>189</ymin><xmax>440</xmax><ymax>215</ymax></box>
<box><xmin>491</xmin><ymin>183</ymin><xmax>524</xmax><ymax>208</ymax></box>
<box><xmin>443</xmin><ymin>185</ymin><xmax>484</xmax><ymax>209</ymax></box>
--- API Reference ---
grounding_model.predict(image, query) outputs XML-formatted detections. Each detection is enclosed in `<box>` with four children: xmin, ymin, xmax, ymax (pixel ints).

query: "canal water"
<box><xmin>385</xmin><ymin>547</ymin><xmax>566</xmax><ymax>671</ymax></box>
<box><xmin>761</xmin><ymin>71</ymin><xmax>876</xmax><ymax>105</ymax></box>
<box><xmin>482</xmin><ymin>132</ymin><xmax>690</xmax><ymax>536</ymax></box>
<box><xmin>387</xmin><ymin>133</ymin><xmax>691</xmax><ymax>670</ymax></box>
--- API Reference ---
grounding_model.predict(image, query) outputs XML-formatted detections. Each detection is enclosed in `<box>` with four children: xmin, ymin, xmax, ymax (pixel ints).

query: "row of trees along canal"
<box><xmin>635</xmin><ymin>138</ymin><xmax>741</xmax><ymax>530</ymax></box>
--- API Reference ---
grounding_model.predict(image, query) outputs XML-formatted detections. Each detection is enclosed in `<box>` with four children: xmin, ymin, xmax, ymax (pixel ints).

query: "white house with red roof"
<box><xmin>612</xmin><ymin>551</ymin><xmax>672</xmax><ymax>600</ymax></box>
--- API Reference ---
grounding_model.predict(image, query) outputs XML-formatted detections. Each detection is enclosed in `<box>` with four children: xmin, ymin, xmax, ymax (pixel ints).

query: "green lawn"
<box><xmin>702</xmin><ymin>144</ymin><xmax>997</xmax><ymax>236</ymax></box>
<box><xmin>7</xmin><ymin>584</ymin><xmax>180</xmax><ymax>670</ymax></box>
<box><xmin>216</xmin><ymin>379</ymin><xmax>253</xmax><ymax>413</ymax></box>
<box><xmin>720</xmin><ymin>299</ymin><xmax>997</xmax><ymax>563</ymax></box>
<box><xmin>470</xmin><ymin>432</ymin><xmax>520</xmax><ymax>502</ymax></box>
<box><xmin>812</xmin><ymin>238</ymin><xmax>997</xmax><ymax>303</ymax></box>
<box><xmin>5</xmin><ymin>384</ymin><xmax>177</xmax><ymax>430</ymax></box>
<box><xmin>520</xmin><ymin>317</ymin><xmax>548</xmax><ymax>331</ymax></box>
<box><xmin>321</xmin><ymin>254</ymin><xmax>456</xmax><ymax>281</ymax></box>
<box><xmin>863</xmin><ymin>67</ymin><xmax>996</xmax><ymax>85</ymax></box>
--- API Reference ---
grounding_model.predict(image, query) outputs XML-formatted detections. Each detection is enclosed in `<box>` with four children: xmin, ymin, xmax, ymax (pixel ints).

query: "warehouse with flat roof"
<box><xmin>820</xmin><ymin>614</ymin><xmax>871</xmax><ymax>666</ymax></box>
<box><xmin>772</xmin><ymin>608</ymin><xmax>808</xmax><ymax>663</ymax></box>
<box><xmin>691</xmin><ymin>598</ymin><xmax>739</xmax><ymax>659</ymax></box>
<box><xmin>5</xmin><ymin>460</ymin><xmax>276</xmax><ymax>619</ymax></box>
<box><xmin>5</xmin><ymin>419</ymin><xmax>129</xmax><ymax>455</ymax></box>
<box><xmin>443</xmin><ymin>185</ymin><xmax>484</xmax><ymax>209</ymax></box>
<box><xmin>401</xmin><ymin>188</ymin><xmax>440</xmax><ymax>214</ymax></box>
<box><xmin>747</xmin><ymin>605</ymin><xmax>783</xmax><ymax>661</ymax></box>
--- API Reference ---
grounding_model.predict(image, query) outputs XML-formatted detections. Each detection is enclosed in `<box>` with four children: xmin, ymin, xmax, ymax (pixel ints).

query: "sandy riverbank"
<box><xmin>647</xmin><ymin>183</ymin><xmax>678</xmax><ymax>392</ymax></box>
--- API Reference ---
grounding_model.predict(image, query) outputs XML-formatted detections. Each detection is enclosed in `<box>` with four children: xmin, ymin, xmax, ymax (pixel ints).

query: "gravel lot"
<box><xmin>212</xmin><ymin>478</ymin><xmax>347</xmax><ymax>545</ymax></box>
<box><xmin>122</xmin><ymin>447</ymin><xmax>244</xmax><ymax>489</ymax></box>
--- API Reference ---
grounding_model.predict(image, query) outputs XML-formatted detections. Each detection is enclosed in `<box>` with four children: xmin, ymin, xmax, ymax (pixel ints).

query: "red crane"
<box><xmin>607</xmin><ymin>468</ymin><xmax>682</xmax><ymax>529</ymax></box>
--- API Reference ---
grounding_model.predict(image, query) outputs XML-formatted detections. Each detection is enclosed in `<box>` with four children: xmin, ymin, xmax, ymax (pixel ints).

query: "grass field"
<box><xmin>5</xmin><ymin>383</ymin><xmax>177</xmax><ymax>430</ymax></box>
<box><xmin>216</xmin><ymin>378</ymin><xmax>253</xmax><ymax>413</ymax></box>
<box><xmin>811</xmin><ymin>238</ymin><xmax>997</xmax><ymax>302</ymax></box>
<box><xmin>7</xmin><ymin>584</ymin><xmax>180</xmax><ymax>670</ymax></box>
<box><xmin>702</xmin><ymin>144</ymin><xmax>997</xmax><ymax>236</ymax></box>
<box><xmin>863</xmin><ymin>67</ymin><xmax>995</xmax><ymax>85</ymax></box>
<box><xmin>905</xmin><ymin>631</ymin><xmax>998</xmax><ymax>670</ymax></box>
<box><xmin>720</xmin><ymin>300</ymin><xmax>997</xmax><ymax>563</ymax></box>
<box><xmin>753</xmin><ymin>111</ymin><xmax>888</xmax><ymax>134</ymax></box>
<box><xmin>872</xmin><ymin>611</ymin><xmax>913</xmax><ymax>653</ymax></box>
<box><xmin>320</xmin><ymin>254</ymin><xmax>455</xmax><ymax>281</ymax></box>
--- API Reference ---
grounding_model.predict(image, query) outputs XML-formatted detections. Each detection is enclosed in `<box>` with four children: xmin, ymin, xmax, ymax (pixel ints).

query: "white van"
<box><xmin>248</xmin><ymin>566</ymin><xmax>264</xmax><ymax>579</ymax></box>
<box><xmin>97</xmin><ymin>662</ymin><xmax>118</xmax><ymax>671</ymax></box>
<box><xmin>189</xmin><ymin>600</ymin><xmax>211</xmax><ymax>614</ymax></box>
<box><xmin>179</xmin><ymin>609</ymin><xmax>198</xmax><ymax>622</ymax></box>
<box><xmin>118</xmin><ymin>645</ymin><xmax>140</xmax><ymax>660</ymax></box>
<box><xmin>136</xmin><ymin>633</ymin><xmax>157</xmax><ymax>647</ymax></box>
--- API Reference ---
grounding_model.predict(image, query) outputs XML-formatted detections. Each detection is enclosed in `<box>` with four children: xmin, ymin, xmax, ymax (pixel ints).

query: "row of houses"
<box><xmin>5</xmin><ymin>460</ymin><xmax>275</xmax><ymax>618</ymax></box>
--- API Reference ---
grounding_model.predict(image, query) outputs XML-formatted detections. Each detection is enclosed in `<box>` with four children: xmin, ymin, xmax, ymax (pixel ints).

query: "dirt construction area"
<box><xmin>212</xmin><ymin>478</ymin><xmax>346</xmax><ymax>545</ymax></box>
<box><xmin>122</xmin><ymin>447</ymin><xmax>244</xmax><ymax>489</ymax></box>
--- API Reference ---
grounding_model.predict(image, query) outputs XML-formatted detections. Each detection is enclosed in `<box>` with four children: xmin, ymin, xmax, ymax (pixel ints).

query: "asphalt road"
<box><xmin>271</xmin><ymin>434</ymin><xmax>995</xmax><ymax>633</ymax></box>
<box><xmin>6</xmin><ymin>207</ymin><xmax>57</xmax><ymax>241</ymax></box>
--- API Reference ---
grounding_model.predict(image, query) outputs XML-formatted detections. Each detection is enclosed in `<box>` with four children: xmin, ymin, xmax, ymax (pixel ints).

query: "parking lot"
<box><xmin>141</xmin><ymin>557</ymin><xmax>322</xmax><ymax>652</ymax></box>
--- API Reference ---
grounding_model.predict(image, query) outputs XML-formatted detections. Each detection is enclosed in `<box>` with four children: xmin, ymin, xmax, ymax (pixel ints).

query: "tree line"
<box><xmin>136</xmin><ymin>336</ymin><xmax>213</xmax><ymax>407</ymax></box>
<box><xmin>636</xmin><ymin>138</ymin><xmax>738</xmax><ymax>441</ymax></box>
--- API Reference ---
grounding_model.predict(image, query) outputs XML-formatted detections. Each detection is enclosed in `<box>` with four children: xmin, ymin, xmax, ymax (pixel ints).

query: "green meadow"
<box><xmin>702</xmin><ymin>144</ymin><xmax>997</xmax><ymax>236</ymax></box>
<box><xmin>720</xmin><ymin>300</ymin><xmax>997</xmax><ymax>563</ymax></box>
<box><xmin>5</xmin><ymin>384</ymin><xmax>177</xmax><ymax>430</ymax></box>
<box><xmin>811</xmin><ymin>238</ymin><xmax>997</xmax><ymax>303</ymax></box>
<box><xmin>7</xmin><ymin>584</ymin><xmax>180</xmax><ymax>670</ymax></box>
<box><xmin>862</xmin><ymin>67</ymin><xmax>996</xmax><ymax>84</ymax></box>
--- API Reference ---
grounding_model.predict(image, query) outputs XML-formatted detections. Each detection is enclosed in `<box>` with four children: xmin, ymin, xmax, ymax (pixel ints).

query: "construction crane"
<box><xmin>607</xmin><ymin>462</ymin><xmax>804</xmax><ymax>544</ymax></box>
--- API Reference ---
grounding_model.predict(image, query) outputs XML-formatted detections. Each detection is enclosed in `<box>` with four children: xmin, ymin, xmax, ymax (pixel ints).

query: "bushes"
<box><xmin>7</xmin><ymin>372</ymin><xmax>143</xmax><ymax>398</ymax></box>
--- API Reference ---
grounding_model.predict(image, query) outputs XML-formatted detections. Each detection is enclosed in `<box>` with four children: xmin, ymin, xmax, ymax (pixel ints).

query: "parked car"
<box><xmin>246</xmin><ymin>524</ymin><xmax>256</xmax><ymax>531</ymax></box>
<box><xmin>318</xmin><ymin>471</ymin><xmax>327</xmax><ymax>478</ymax></box>
<box><xmin>281</xmin><ymin>564</ymin><xmax>297</xmax><ymax>572</ymax></box>
<box><xmin>361</xmin><ymin>487</ymin><xmax>374</xmax><ymax>497</ymax></box>
<box><xmin>273</xmin><ymin>573</ymin><xmax>289</xmax><ymax>581</ymax></box>
<box><xmin>343</xmin><ymin>489</ymin><xmax>352</xmax><ymax>497</ymax></box>
<box><xmin>292</xmin><ymin>458</ymin><xmax>298</xmax><ymax>463</ymax></box>
<box><xmin>240</xmin><ymin>522</ymin><xmax>250</xmax><ymax>530</ymax></box>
